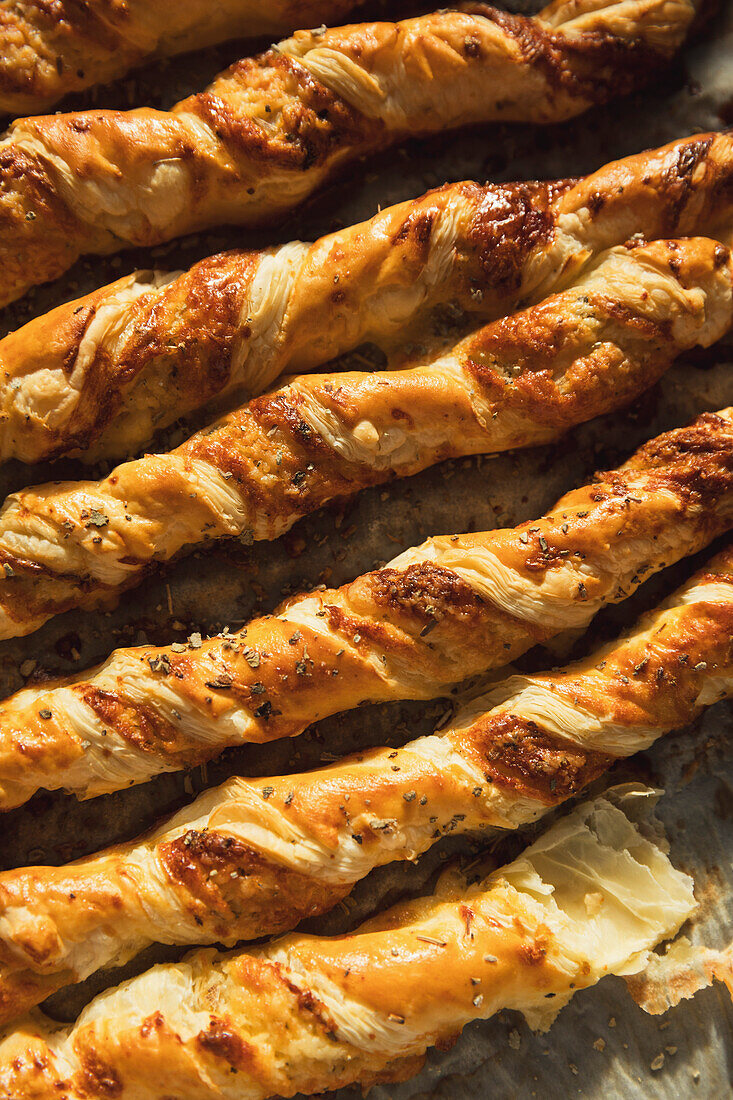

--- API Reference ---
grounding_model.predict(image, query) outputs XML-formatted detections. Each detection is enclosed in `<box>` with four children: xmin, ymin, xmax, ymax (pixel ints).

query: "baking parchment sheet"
<box><xmin>0</xmin><ymin>1</ymin><xmax>733</xmax><ymax>1096</ymax></box>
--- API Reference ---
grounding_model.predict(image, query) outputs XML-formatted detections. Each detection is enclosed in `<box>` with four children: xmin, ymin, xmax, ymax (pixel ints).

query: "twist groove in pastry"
<box><xmin>1</xmin><ymin>407</ymin><xmax>733</xmax><ymax>811</ymax></box>
<box><xmin>0</xmin><ymin>0</ymin><xmax>699</xmax><ymax>307</ymax></box>
<box><xmin>0</xmin><ymin>235</ymin><xmax>731</xmax><ymax>640</ymax></box>
<box><xmin>0</xmin><ymin>791</ymin><xmax>696</xmax><ymax>1099</ymax></box>
<box><xmin>2</xmin><ymin>129</ymin><xmax>732</xmax><ymax>464</ymax></box>
<box><xmin>0</xmin><ymin>543</ymin><xmax>728</xmax><ymax>1022</ymax></box>
<box><xmin>0</xmin><ymin>1</ymin><xmax>365</xmax><ymax>115</ymax></box>
<box><xmin>0</xmin><ymin>174</ymin><xmax>570</xmax><ymax>465</ymax></box>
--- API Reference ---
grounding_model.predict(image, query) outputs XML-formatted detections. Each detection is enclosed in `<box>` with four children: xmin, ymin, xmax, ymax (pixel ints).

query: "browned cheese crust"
<box><xmin>0</xmin><ymin>129</ymin><xmax>731</xmax><ymax>466</ymax></box>
<box><xmin>0</xmin><ymin>541</ymin><xmax>728</xmax><ymax>1024</ymax></box>
<box><xmin>0</xmin><ymin>407</ymin><xmax>732</xmax><ymax>811</ymax></box>
<box><xmin>0</xmin><ymin>1</ymin><xmax>365</xmax><ymax>114</ymax></box>
<box><xmin>0</xmin><ymin>793</ymin><xmax>695</xmax><ymax>1099</ymax></box>
<box><xmin>0</xmin><ymin>234</ymin><xmax>730</xmax><ymax>640</ymax></box>
<box><xmin>0</xmin><ymin>174</ymin><xmax>567</xmax><ymax>464</ymax></box>
<box><xmin>0</xmin><ymin>0</ymin><xmax>698</xmax><ymax>306</ymax></box>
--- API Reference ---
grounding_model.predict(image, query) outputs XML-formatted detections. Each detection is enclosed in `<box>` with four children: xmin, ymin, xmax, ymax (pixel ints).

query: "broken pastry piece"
<box><xmin>0</xmin><ymin>542</ymin><xmax>729</xmax><ymax>1021</ymax></box>
<box><xmin>0</xmin><ymin>790</ymin><xmax>696</xmax><ymax>1099</ymax></box>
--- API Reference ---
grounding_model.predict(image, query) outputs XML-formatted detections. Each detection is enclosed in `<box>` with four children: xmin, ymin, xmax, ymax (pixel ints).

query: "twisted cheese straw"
<box><xmin>0</xmin><ymin>235</ymin><xmax>729</xmax><ymax>640</ymax></box>
<box><xmin>0</xmin><ymin>408</ymin><xmax>733</xmax><ymax>812</ymax></box>
<box><xmin>0</xmin><ymin>173</ymin><xmax>568</xmax><ymax>466</ymax></box>
<box><xmin>0</xmin><ymin>0</ymin><xmax>698</xmax><ymax>307</ymax></box>
<box><xmin>0</xmin><ymin>791</ymin><xmax>695</xmax><ymax>1099</ymax></box>
<box><xmin>2</xmin><ymin>130</ymin><xmax>732</xmax><ymax>465</ymax></box>
<box><xmin>0</xmin><ymin>542</ymin><xmax>728</xmax><ymax>1022</ymax></box>
<box><xmin>0</xmin><ymin>0</ymin><xmax>365</xmax><ymax>115</ymax></box>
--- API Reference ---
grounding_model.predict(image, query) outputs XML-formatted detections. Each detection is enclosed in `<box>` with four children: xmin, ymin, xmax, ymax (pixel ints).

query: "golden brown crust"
<box><xmin>0</xmin><ymin>177</ymin><xmax>566</xmax><ymax>465</ymax></box>
<box><xmin>456</xmin><ymin>711</ymin><xmax>615</xmax><ymax>802</ymax></box>
<box><xmin>0</xmin><ymin>541</ymin><xmax>727</xmax><ymax>1023</ymax></box>
<box><xmin>0</xmin><ymin>234</ymin><xmax>729</xmax><ymax>640</ymax></box>
<box><xmin>0</xmin><ymin>0</ymin><xmax>366</xmax><ymax>114</ymax></box>
<box><xmin>0</xmin><ymin>133</ymin><xmax>731</xmax><ymax>468</ymax></box>
<box><xmin>1</xmin><ymin>407</ymin><xmax>733</xmax><ymax>813</ymax></box>
<box><xmin>0</xmin><ymin>794</ymin><xmax>695</xmax><ymax>1099</ymax></box>
<box><xmin>1</xmin><ymin>134</ymin><xmax>732</xmax><ymax>465</ymax></box>
<box><xmin>0</xmin><ymin>0</ymin><xmax>697</xmax><ymax>307</ymax></box>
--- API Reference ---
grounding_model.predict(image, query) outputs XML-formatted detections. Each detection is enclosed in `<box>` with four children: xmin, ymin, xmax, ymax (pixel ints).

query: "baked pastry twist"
<box><xmin>1</xmin><ymin>407</ymin><xmax>733</xmax><ymax>811</ymax></box>
<box><xmin>0</xmin><ymin>791</ymin><xmax>695</xmax><ymax>1100</ymax></box>
<box><xmin>0</xmin><ymin>542</ymin><xmax>728</xmax><ymax>1022</ymax></box>
<box><xmin>2</xmin><ymin>129</ymin><xmax>732</xmax><ymax>465</ymax></box>
<box><xmin>0</xmin><ymin>0</ymin><xmax>699</xmax><ymax>307</ymax></box>
<box><xmin>2</xmin><ymin>235</ymin><xmax>730</xmax><ymax>641</ymax></box>
<box><xmin>0</xmin><ymin>1</ymin><xmax>365</xmax><ymax>115</ymax></box>
<box><xmin>0</xmin><ymin>176</ymin><xmax>568</xmax><ymax>464</ymax></box>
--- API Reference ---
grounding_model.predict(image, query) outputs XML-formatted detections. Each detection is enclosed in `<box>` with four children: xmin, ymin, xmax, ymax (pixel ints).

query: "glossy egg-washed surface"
<box><xmin>0</xmin><ymin>0</ymin><xmax>697</xmax><ymax>306</ymax></box>
<box><xmin>0</xmin><ymin>234</ymin><xmax>729</xmax><ymax>640</ymax></box>
<box><xmin>0</xmin><ymin>0</ymin><xmax>367</xmax><ymax>114</ymax></box>
<box><xmin>1</xmin><ymin>406</ymin><xmax>733</xmax><ymax>815</ymax></box>
<box><xmin>0</xmin><ymin>795</ymin><xmax>698</xmax><ymax>1099</ymax></box>
<box><xmin>0</xmin><ymin>542</ymin><xmax>728</xmax><ymax>1025</ymax></box>
<box><xmin>0</xmin><ymin>2</ymin><xmax>731</xmax><ymax>1098</ymax></box>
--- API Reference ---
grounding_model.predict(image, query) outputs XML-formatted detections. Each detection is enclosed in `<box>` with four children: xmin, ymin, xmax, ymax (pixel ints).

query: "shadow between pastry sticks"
<box><xmin>0</xmin><ymin>0</ymin><xmax>700</xmax><ymax>306</ymax></box>
<box><xmin>0</xmin><ymin>406</ymin><xmax>732</xmax><ymax>812</ymax></box>
<box><xmin>0</xmin><ymin>537</ymin><xmax>729</xmax><ymax>1022</ymax></box>
<box><xmin>0</xmin><ymin>0</ymin><xmax>366</xmax><ymax>115</ymax></box>
<box><xmin>0</xmin><ymin>233</ymin><xmax>730</xmax><ymax>640</ymax></box>
<box><xmin>1</xmin><ymin>130</ymin><xmax>732</xmax><ymax>465</ymax></box>
<box><xmin>0</xmin><ymin>788</ymin><xmax>699</xmax><ymax>1099</ymax></box>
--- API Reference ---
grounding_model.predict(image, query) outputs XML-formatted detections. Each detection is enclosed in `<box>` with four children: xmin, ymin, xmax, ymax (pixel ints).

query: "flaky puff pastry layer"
<box><xmin>1</xmin><ymin>408</ymin><xmax>733</xmax><ymax>811</ymax></box>
<box><xmin>0</xmin><ymin>541</ymin><xmax>728</xmax><ymax>1024</ymax></box>
<box><xmin>0</xmin><ymin>0</ymin><xmax>698</xmax><ymax>307</ymax></box>
<box><xmin>0</xmin><ymin>791</ymin><xmax>695</xmax><ymax>1099</ymax></box>
<box><xmin>0</xmin><ymin>1</ymin><xmax>364</xmax><ymax>115</ymax></box>
<box><xmin>2</xmin><ymin>131</ymin><xmax>733</xmax><ymax>465</ymax></box>
<box><xmin>0</xmin><ymin>235</ymin><xmax>730</xmax><ymax>640</ymax></box>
